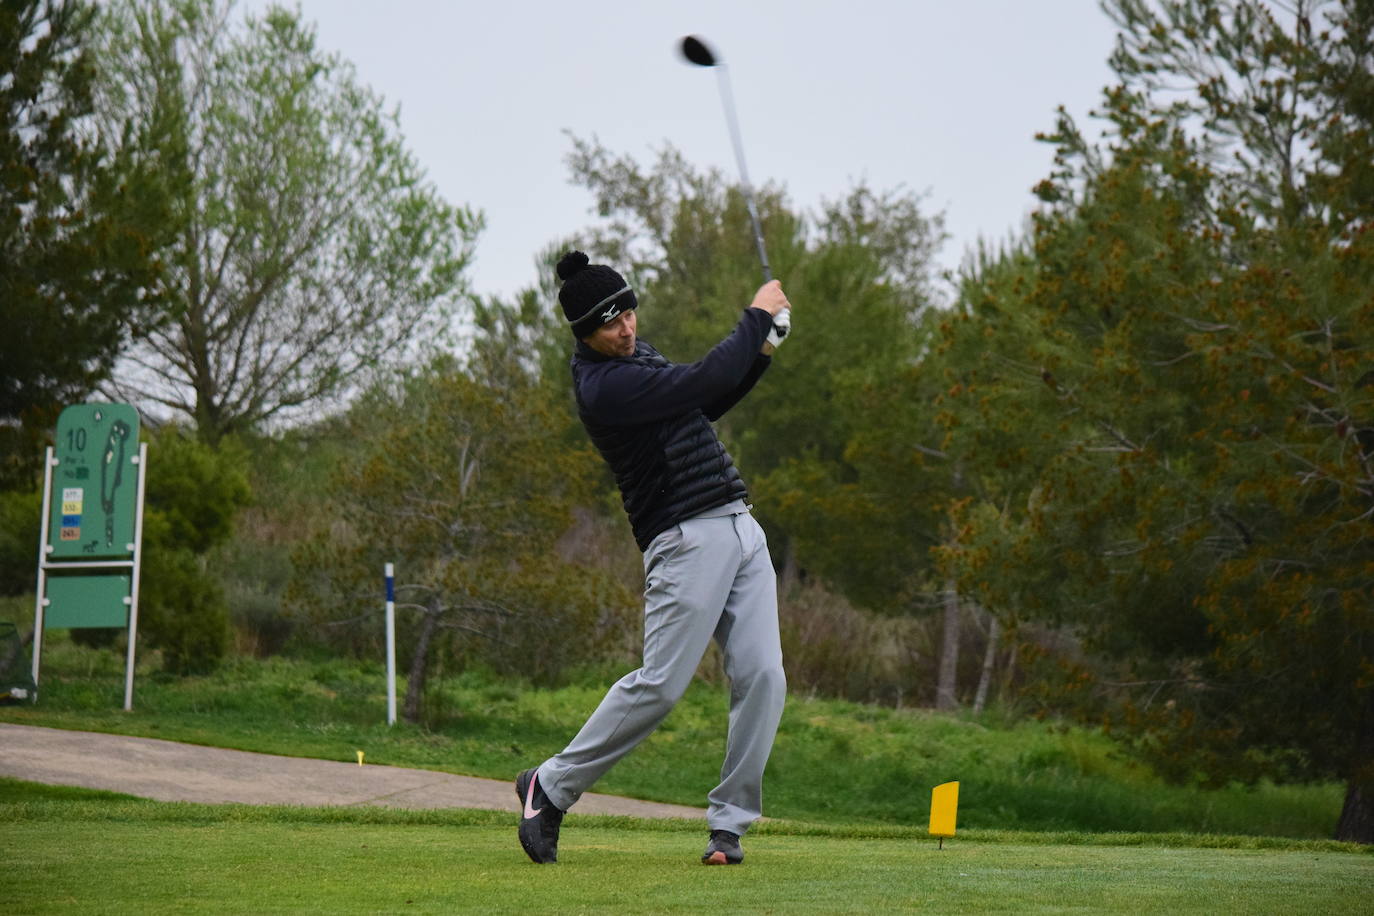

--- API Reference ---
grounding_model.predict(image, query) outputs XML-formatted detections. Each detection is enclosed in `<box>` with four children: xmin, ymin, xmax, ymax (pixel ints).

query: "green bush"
<box><xmin>134</xmin><ymin>427</ymin><xmax>249</xmax><ymax>675</ymax></box>
<box><xmin>143</xmin><ymin>429</ymin><xmax>250</xmax><ymax>554</ymax></box>
<box><xmin>138</xmin><ymin>546</ymin><xmax>228</xmax><ymax>676</ymax></box>
<box><xmin>69</xmin><ymin>626</ymin><xmax>122</xmax><ymax>650</ymax></box>
<box><xmin>0</xmin><ymin>487</ymin><xmax>41</xmax><ymax>596</ymax></box>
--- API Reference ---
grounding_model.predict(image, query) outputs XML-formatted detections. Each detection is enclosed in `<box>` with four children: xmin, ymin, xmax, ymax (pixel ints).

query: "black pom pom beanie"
<box><xmin>557</xmin><ymin>250</ymin><xmax>637</xmax><ymax>338</ymax></box>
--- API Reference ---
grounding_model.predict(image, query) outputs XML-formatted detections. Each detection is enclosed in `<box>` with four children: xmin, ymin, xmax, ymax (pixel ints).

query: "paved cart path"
<box><xmin>0</xmin><ymin>722</ymin><xmax>703</xmax><ymax>818</ymax></box>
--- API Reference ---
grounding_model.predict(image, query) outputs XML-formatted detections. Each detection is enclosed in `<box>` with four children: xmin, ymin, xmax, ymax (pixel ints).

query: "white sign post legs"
<box><xmin>31</xmin><ymin>448</ymin><xmax>55</xmax><ymax>688</ymax></box>
<box><xmin>123</xmin><ymin>441</ymin><xmax>148</xmax><ymax>711</ymax></box>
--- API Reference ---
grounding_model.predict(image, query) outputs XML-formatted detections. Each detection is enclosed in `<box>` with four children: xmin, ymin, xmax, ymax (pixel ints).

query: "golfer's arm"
<box><xmin>702</xmin><ymin>354</ymin><xmax>770</xmax><ymax>421</ymax></box>
<box><xmin>583</xmin><ymin>310</ymin><xmax>772</xmax><ymax>425</ymax></box>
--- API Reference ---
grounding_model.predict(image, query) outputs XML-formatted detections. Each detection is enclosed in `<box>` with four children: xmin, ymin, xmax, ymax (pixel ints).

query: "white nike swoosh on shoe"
<box><xmin>523</xmin><ymin>774</ymin><xmax>542</xmax><ymax>819</ymax></box>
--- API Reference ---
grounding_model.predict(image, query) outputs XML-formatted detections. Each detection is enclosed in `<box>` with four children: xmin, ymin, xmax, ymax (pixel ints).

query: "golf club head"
<box><xmin>680</xmin><ymin>35</ymin><xmax>717</xmax><ymax>67</ymax></box>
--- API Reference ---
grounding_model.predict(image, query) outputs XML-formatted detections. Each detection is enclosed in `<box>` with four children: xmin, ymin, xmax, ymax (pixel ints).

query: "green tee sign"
<box><xmin>43</xmin><ymin>574</ymin><xmax>132</xmax><ymax>629</ymax></box>
<box><xmin>33</xmin><ymin>402</ymin><xmax>149</xmax><ymax>710</ymax></box>
<box><xmin>48</xmin><ymin>403</ymin><xmax>140</xmax><ymax>560</ymax></box>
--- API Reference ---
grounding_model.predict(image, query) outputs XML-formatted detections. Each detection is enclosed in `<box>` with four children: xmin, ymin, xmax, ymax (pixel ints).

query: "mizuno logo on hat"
<box><xmin>566</xmin><ymin>283</ymin><xmax>633</xmax><ymax>331</ymax></box>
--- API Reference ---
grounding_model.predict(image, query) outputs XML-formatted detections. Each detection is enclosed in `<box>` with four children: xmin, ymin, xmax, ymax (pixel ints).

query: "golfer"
<box><xmin>517</xmin><ymin>251</ymin><xmax>791</xmax><ymax>866</ymax></box>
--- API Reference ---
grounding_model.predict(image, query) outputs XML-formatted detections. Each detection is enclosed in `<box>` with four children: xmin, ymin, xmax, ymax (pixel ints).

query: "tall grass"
<box><xmin>2</xmin><ymin>625</ymin><xmax>1344</xmax><ymax>840</ymax></box>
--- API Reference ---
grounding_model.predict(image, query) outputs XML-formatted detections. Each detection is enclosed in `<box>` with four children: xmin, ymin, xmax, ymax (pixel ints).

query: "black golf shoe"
<box><xmin>515</xmin><ymin>767</ymin><xmax>564</xmax><ymax>864</ymax></box>
<box><xmin>701</xmin><ymin>829</ymin><xmax>744</xmax><ymax>865</ymax></box>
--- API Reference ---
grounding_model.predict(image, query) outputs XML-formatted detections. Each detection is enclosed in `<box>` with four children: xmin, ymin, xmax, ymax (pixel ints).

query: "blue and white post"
<box><xmin>384</xmin><ymin>563</ymin><xmax>397</xmax><ymax>726</ymax></box>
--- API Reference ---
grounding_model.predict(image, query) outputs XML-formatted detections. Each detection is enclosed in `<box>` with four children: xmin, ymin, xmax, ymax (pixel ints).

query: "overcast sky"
<box><xmin>247</xmin><ymin>1</ymin><xmax>1121</xmax><ymax>301</ymax></box>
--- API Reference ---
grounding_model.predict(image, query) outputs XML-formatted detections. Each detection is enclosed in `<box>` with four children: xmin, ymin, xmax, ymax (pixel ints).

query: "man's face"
<box><xmin>583</xmin><ymin>309</ymin><xmax>637</xmax><ymax>357</ymax></box>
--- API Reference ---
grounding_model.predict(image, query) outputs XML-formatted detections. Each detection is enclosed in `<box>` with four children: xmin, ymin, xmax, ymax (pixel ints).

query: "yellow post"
<box><xmin>929</xmin><ymin>781</ymin><xmax>959</xmax><ymax>849</ymax></box>
<box><xmin>356</xmin><ymin>750</ymin><xmax>365</xmax><ymax>766</ymax></box>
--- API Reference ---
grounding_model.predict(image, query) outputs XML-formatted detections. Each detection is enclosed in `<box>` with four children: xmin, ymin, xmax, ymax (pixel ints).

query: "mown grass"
<box><xmin>2</xmin><ymin>781</ymin><xmax>1370</xmax><ymax>915</ymax></box>
<box><xmin>0</xmin><ymin>624</ymin><xmax>1346</xmax><ymax>839</ymax></box>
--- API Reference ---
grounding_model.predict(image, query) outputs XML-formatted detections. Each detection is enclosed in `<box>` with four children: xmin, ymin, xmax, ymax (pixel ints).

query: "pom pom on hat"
<box><xmin>556</xmin><ymin>250</ymin><xmax>590</xmax><ymax>282</ymax></box>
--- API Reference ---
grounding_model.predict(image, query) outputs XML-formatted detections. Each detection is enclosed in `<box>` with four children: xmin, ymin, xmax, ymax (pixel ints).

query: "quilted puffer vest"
<box><xmin>572</xmin><ymin>344</ymin><xmax>749</xmax><ymax>551</ymax></box>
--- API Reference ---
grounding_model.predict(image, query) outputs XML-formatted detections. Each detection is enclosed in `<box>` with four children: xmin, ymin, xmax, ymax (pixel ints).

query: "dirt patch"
<box><xmin>0</xmin><ymin>723</ymin><xmax>703</xmax><ymax>819</ymax></box>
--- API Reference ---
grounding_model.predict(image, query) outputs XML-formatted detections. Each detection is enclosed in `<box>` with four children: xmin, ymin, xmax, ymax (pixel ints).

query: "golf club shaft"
<box><xmin>714</xmin><ymin>65</ymin><xmax>772</xmax><ymax>284</ymax></box>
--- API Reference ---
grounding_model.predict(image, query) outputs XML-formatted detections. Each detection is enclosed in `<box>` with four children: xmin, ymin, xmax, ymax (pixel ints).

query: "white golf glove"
<box><xmin>764</xmin><ymin>307</ymin><xmax>791</xmax><ymax>353</ymax></box>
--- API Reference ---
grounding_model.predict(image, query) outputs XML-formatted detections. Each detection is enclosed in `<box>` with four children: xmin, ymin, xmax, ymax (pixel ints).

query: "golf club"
<box><xmin>679</xmin><ymin>35</ymin><xmax>772</xmax><ymax>284</ymax></box>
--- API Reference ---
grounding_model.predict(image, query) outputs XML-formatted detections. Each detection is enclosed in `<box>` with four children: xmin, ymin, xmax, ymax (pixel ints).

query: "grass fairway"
<box><xmin>0</xmin><ymin>643</ymin><xmax>1345</xmax><ymax>838</ymax></box>
<box><xmin>4</xmin><ymin>788</ymin><xmax>1371</xmax><ymax>914</ymax></box>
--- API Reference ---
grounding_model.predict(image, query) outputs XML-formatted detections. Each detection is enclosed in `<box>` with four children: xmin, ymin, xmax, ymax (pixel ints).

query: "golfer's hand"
<box><xmin>749</xmin><ymin>280</ymin><xmax>789</xmax><ymax>317</ymax></box>
<box><xmin>762</xmin><ymin>308</ymin><xmax>791</xmax><ymax>355</ymax></box>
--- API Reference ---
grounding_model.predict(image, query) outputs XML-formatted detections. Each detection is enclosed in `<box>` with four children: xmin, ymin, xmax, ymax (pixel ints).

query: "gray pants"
<box><xmin>537</xmin><ymin>500</ymin><xmax>786</xmax><ymax>835</ymax></box>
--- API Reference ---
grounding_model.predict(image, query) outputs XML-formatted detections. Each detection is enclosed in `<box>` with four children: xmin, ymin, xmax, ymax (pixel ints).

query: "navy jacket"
<box><xmin>571</xmin><ymin>308</ymin><xmax>773</xmax><ymax>550</ymax></box>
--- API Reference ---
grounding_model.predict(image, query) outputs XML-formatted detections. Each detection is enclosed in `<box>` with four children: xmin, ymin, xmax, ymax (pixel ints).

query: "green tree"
<box><xmin>92</xmin><ymin>0</ymin><xmax>480</xmax><ymax>443</ymax></box>
<box><xmin>942</xmin><ymin>0</ymin><xmax>1374</xmax><ymax>842</ymax></box>
<box><xmin>289</xmin><ymin>364</ymin><xmax>634</xmax><ymax>724</ymax></box>
<box><xmin>137</xmin><ymin>425</ymin><xmax>250</xmax><ymax>673</ymax></box>
<box><xmin>1</xmin><ymin>0</ymin><xmax>167</xmax><ymax>487</ymax></box>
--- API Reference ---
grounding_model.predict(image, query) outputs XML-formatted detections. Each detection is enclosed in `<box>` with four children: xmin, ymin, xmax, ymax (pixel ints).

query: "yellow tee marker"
<box><xmin>929</xmin><ymin>781</ymin><xmax>959</xmax><ymax>849</ymax></box>
<box><xmin>356</xmin><ymin>750</ymin><xmax>365</xmax><ymax>766</ymax></box>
